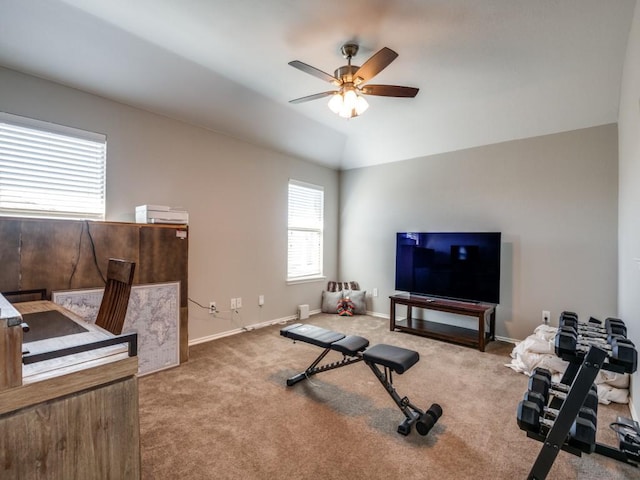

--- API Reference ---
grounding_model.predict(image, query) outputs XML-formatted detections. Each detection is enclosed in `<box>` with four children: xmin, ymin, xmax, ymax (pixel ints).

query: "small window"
<box><xmin>0</xmin><ymin>112</ymin><xmax>106</xmax><ymax>220</ymax></box>
<box><xmin>287</xmin><ymin>179</ymin><xmax>324</xmax><ymax>281</ymax></box>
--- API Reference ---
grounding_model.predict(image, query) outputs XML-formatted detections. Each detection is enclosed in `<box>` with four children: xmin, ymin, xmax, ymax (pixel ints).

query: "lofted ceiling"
<box><xmin>0</xmin><ymin>0</ymin><xmax>636</xmax><ymax>170</ymax></box>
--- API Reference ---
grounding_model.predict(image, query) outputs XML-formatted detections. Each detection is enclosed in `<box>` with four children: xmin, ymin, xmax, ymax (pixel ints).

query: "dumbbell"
<box><xmin>415</xmin><ymin>403</ymin><xmax>442</xmax><ymax>436</ymax></box>
<box><xmin>523</xmin><ymin>390</ymin><xmax>597</xmax><ymax>427</ymax></box>
<box><xmin>554</xmin><ymin>331</ymin><xmax>637</xmax><ymax>373</ymax></box>
<box><xmin>558</xmin><ymin>325</ymin><xmax>635</xmax><ymax>350</ymax></box>
<box><xmin>528</xmin><ymin>368</ymin><xmax>598</xmax><ymax>412</ymax></box>
<box><xmin>517</xmin><ymin>399</ymin><xmax>597</xmax><ymax>453</ymax></box>
<box><xmin>561</xmin><ymin>311</ymin><xmax>625</xmax><ymax>329</ymax></box>
<box><xmin>559</xmin><ymin>312</ymin><xmax>627</xmax><ymax>339</ymax></box>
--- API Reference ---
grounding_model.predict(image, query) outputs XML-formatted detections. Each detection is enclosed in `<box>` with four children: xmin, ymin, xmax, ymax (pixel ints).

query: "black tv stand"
<box><xmin>389</xmin><ymin>294</ymin><xmax>496</xmax><ymax>351</ymax></box>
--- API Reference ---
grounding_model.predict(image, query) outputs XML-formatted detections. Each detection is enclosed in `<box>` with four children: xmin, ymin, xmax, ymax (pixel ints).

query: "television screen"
<box><xmin>395</xmin><ymin>232</ymin><xmax>501</xmax><ymax>304</ymax></box>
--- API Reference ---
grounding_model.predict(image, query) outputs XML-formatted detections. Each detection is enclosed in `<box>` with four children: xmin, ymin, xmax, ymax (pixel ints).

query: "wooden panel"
<box><xmin>138</xmin><ymin>225</ymin><xmax>188</xmax><ymax>307</ymax></box>
<box><xmin>0</xmin><ymin>375</ymin><xmax>140</xmax><ymax>479</ymax></box>
<box><xmin>19</xmin><ymin>218</ymin><xmax>86</xmax><ymax>292</ymax></box>
<box><xmin>0</xmin><ymin>218</ymin><xmax>22</xmax><ymax>292</ymax></box>
<box><xmin>0</xmin><ymin>217</ymin><xmax>188</xmax><ymax>363</ymax></box>
<box><xmin>85</xmin><ymin>222</ymin><xmax>140</xmax><ymax>284</ymax></box>
<box><xmin>0</xmin><ymin>322</ymin><xmax>22</xmax><ymax>390</ymax></box>
<box><xmin>180</xmin><ymin>306</ymin><xmax>189</xmax><ymax>363</ymax></box>
<box><xmin>0</xmin><ymin>356</ymin><xmax>138</xmax><ymax>415</ymax></box>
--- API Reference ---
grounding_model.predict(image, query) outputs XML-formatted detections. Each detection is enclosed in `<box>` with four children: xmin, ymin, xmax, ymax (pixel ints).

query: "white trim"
<box><xmin>0</xmin><ymin>112</ymin><xmax>106</xmax><ymax>143</ymax></box>
<box><xmin>189</xmin><ymin>314</ymin><xmax>298</xmax><ymax>346</ymax></box>
<box><xmin>286</xmin><ymin>275</ymin><xmax>326</xmax><ymax>285</ymax></box>
<box><xmin>288</xmin><ymin>178</ymin><xmax>324</xmax><ymax>192</ymax></box>
<box><xmin>629</xmin><ymin>393</ymin><xmax>638</xmax><ymax>422</ymax></box>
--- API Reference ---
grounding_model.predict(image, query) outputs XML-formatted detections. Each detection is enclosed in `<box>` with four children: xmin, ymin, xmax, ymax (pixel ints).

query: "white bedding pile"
<box><xmin>506</xmin><ymin>324</ymin><xmax>629</xmax><ymax>404</ymax></box>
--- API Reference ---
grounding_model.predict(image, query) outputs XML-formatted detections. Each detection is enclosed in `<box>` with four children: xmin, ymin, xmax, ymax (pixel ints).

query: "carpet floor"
<box><xmin>138</xmin><ymin>314</ymin><xmax>637</xmax><ymax>479</ymax></box>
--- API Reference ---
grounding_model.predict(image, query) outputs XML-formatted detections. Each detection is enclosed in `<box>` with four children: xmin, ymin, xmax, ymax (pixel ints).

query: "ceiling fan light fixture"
<box><xmin>355</xmin><ymin>95</ymin><xmax>369</xmax><ymax>115</ymax></box>
<box><xmin>342</xmin><ymin>88</ymin><xmax>358</xmax><ymax>111</ymax></box>
<box><xmin>328</xmin><ymin>87</ymin><xmax>368</xmax><ymax>119</ymax></box>
<box><xmin>290</xmin><ymin>44</ymin><xmax>418</xmax><ymax>118</ymax></box>
<box><xmin>328</xmin><ymin>93</ymin><xmax>343</xmax><ymax>114</ymax></box>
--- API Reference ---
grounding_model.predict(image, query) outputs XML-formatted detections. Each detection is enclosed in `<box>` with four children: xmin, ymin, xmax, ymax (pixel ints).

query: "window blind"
<box><xmin>0</xmin><ymin>112</ymin><xmax>106</xmax><ymax>220</ymax></box>
<box><xmin>288</xmin><ymin>180</ymin><xmax>324</xmax><ymax>280</ymax></box>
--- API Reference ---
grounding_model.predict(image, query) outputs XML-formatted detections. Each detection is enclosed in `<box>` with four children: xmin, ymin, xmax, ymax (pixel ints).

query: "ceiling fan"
<box><xmin>288</xmin><ymin>43</ymin><xmax>419</xmax><ymax>119</ymax></box>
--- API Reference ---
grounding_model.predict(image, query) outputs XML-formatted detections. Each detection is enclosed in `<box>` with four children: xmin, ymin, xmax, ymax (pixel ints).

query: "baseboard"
<box><xmin>629</xmin><ymin>394</ymin><xmax>638</xmax><ymax>422</ymax></box>
<box><xmin>495</xmin><ymin>335</ymin><xmax>518</xmax><ymax>344</ymax></box>
<box><xmin>188</xmin><ymin>309</ymin><xmax>325</xmax><ymax>346</ymax></box>
<box><xmin>366</xmin><ymin>310</ymin><xmax>389</xmax><ymax>318</ymax></box>
<box><xmin>189</xmin><ymin>314</ymin><xmax>298</xmax><ymax>346</ymax></box>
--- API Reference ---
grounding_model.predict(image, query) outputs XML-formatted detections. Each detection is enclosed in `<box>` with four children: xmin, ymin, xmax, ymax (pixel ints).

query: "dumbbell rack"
<box><xmin>525</xmin><ymin>345</ymin><xmax>638</xmax><ymax>480</ymax></box>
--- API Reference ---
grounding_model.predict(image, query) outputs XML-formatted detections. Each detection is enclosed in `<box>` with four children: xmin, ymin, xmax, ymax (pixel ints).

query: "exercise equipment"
<box><xmin>610</xmin><ymin>416</ymin><xmax>640</xmax><ymax>463</ymax></box>
<box><xmin>517</xmin><ymin>397</ymin><xmax>597</xmax><ymax>453</ymax></box>
<box><xmin>528</xmin><ymin>368</ymin><xmax>598</xmax><ymax>412</ymax></box>
<box><xmin>522</xmin><ymin>390</ymin><xmax>596</xmax><ymax>429</ymax></box>
<box><xmin>559</xmin><ymin>311</ymin><xmax>626</xmax><ymax>338</ymax></box>
<box><xmin>519</xmin><ymin>312</ymin><xmax>639</xmax><ymax>480</ymax></box>
<box><xmin>280</xmin><ymin>323</ymin><xmax>442</xmax><ymax>436</ymax></box>
<box><xmin>554</xmin><ymin>329</ymin><xmax>637</xmax><ymax>373</ymax></box>
<box><xmin>559</xmin><ymin>321</ymin><xmax>627</xmax><ymax>344</ymax></box>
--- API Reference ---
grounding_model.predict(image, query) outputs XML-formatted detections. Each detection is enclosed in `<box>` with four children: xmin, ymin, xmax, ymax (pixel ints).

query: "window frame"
<box><xmin>287</xmin><ymin>179</ymin><xmax>325</xmax><ymax>283</ymax></box>
<box><xmin>0</xmin><ymin>112</ymin><xmax>107</xmax><ymax>220</ymax></box>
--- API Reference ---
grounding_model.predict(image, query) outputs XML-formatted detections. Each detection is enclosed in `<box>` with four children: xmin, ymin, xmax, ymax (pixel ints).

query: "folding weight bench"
<box><xmin>280</xmin><ymin>323</ymin><xmax>442</xmax><ymax>436</ymax></box>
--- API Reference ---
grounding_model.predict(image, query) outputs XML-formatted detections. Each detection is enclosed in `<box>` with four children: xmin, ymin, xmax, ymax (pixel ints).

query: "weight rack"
<box><xmin>523</xmin><ymin>340</ymin><xmax>639</xmax><ymax>479</ymax></box>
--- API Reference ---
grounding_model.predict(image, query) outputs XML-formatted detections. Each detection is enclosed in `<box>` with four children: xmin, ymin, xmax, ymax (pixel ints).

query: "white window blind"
<box><xmin>0</xmin><ymin>112</ymin><xmax>106</xmax><ymax>220</ymax></box>
<box><xmin>288</xmin><ymin>180</ymin><xmax>324</xmax><ymax>280</ymax></box>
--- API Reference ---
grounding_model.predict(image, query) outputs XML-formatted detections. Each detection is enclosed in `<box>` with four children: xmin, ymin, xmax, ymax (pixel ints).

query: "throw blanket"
<box><xmin>505</xmin><ymin>324</ymin><xmax>629</xmax><ymax>404</ymax></box>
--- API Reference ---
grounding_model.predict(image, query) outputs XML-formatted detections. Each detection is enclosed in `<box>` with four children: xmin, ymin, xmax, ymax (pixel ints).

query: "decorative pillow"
<box><xmin>327</xmin><ymin>281</ymin><xmax>360</xmax><ymax>292</ymax></box>
<box><xmin>337</xmin><ymin>297</ymin><xmax>355</xmax><ymax>316</ymax></box>
<box><xmin>343</xmin><ymin>289</ymin><xmax>366</xmax><ymax>315</ymax></box>
<box><xmin>321</xmin><ymin>290</ymin><xmax>343</xmax><ymax>314</ymax></box>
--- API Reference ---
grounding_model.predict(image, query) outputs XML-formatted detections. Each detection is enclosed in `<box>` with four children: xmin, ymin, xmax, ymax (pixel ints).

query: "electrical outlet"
<box><xmin>236</xmin><ymin>297</ymin><xmax>242</xmax><ymax>308</ymax></box>
<box><xmin>209</xmin><ymin>301</ymin><xmax>216</xmax><ymax>314</ymax></box>
<box><xmin>258</xmin><ymin>295</ymin><xmax>264</xmax><ymax>306</ymax></box>
<box><xmin>542</xmin><ymin>310</ymin><xmax>550</xmax><ymax>324</ymax></box>
<box><xmin>373</xmin><ymin>288</ymin><xmax>378</xmax><ymax>297</ymax></box>
<box><xmin>231</xmin><ymin>298</ymin><xmax>236</xmax><ymax>309</ymax></box>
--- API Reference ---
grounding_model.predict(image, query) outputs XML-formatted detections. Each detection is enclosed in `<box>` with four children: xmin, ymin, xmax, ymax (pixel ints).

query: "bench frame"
<box><xmin>281</xmin><ymin>323</ymin><xmax>441</xmax><ymax>436</ymax></box>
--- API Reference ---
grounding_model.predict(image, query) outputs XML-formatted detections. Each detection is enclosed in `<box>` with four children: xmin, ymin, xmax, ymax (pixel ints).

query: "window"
<box><xmin>287</xmin><ymin>179</ymin><xmax>324</xmax><ymax>281</ymax></box>
<box><xmin>0</xmin><ymin>112</ymin><xmax>106</xmax><ymax>220</ymax></box>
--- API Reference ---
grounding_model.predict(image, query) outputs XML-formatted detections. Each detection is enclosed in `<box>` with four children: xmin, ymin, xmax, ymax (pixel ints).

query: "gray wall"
<box><xmin>0</xmin><ymin>67</ymin><xmax>340</xmax><ymax>341</ymax></box>
<box><xmin>340</xmin><ymin>124</ymin><xmax>619</xmax><ymax>342</ymax></box>
<box><xmin>618</xmin><ymin>0</ymin><xmax>640</xmax><ymax>418</ymax></box>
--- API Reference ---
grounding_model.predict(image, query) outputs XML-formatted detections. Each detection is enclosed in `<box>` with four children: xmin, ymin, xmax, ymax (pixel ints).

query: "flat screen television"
<box><xmin>395</xmin><ymin>232</ymin><xmax>501</xmax><ymax>304</ymax></box>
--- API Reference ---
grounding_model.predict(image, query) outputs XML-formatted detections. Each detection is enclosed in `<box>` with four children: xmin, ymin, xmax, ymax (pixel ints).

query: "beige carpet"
<box><xmin>138</xmin><ymin>314</ymin><xmax>637</xmax><ymax>479</ymax></box>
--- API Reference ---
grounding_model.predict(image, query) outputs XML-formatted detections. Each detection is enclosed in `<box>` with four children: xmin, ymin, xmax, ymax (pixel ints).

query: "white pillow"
<box><xmin>343</xmin><ymin>289</ymin><xmax>366</xmax><ymax>314</ymax></box>
<box><xmin>321</xmin><ymin>290</ymin><xmax>343</xmax><ymax>313</ymax></box>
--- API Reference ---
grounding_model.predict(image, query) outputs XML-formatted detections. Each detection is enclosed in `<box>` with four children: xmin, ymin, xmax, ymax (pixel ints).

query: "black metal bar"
<box><xmin>286</xmin><ymin>348</ymin><xmax>364</xmax><ymax>385</ymax></box>
<box><xmin>594</xmin><ymin>442</ymin><xmax>639</xmax><ymax>465</ymax></box>
<box><xmin>22</xmin><ymin>333</ymin><xmax>138</xmax><ymax>365</ymax></box>
<box><xmin>528</xmin><ymin>346</ymin><xmax>607</xmax><ymax>480</ymax></box>
<box><xmin>365</xmin><ymin>361</ymin><xmax>420</xmax><ymax>425</ymax></box>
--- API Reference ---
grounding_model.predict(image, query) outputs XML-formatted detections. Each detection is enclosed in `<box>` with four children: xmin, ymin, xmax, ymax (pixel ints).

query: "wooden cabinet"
<box><xmin>389</xmin><ymin>294</ymin><xmax>496</xmax><ymax>351</ymax></box>
<box><xmin>0</xmin><ymin>217</ymin><xmax>189</xmax><ymax>362</ymax></box>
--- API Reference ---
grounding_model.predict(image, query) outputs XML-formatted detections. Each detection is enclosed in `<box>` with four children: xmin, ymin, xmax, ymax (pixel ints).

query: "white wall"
<box><xmin>340</xmin><ymin>125</ymin><xmax>619</xmax><ymax>342</ymax></box>
<box><xmin>0</xmin><ymin>67</ymin><xmax>340</xmax><ymax>341</ymax></box>
<box><xmin>618</xmin><ymin>0</ymin><xmax>640</xmax><ymax>418</ymax></box>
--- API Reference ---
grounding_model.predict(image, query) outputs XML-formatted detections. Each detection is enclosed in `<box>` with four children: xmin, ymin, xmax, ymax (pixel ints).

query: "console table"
<box><xmin>389</xmin><ymin>294</ymin><xmax>496</xmax><ymax>351</ymax></box>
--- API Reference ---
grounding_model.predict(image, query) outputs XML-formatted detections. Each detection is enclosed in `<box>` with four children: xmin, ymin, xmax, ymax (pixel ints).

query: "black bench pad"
<box><xmin>363</xmin><ymin>344</ymin><xmax>419</xmax><ymax>374</ymax></box>
<box><xmin>280</xmin><ymin>323</ymin><xmax>345</xmax><ymax>348</ymax></box>
<box><xmin>331</xmin><ymin>335</ymin><xmax>369</xmax><ymax>356</ymax></box>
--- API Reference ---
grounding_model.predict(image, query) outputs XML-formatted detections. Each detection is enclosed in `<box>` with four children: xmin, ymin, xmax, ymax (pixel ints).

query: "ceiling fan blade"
<box><xmin>353</xmin><ymin>47</ymin><xmax>398</xmax><ymax>84</ymax></box>
<box><xmin>360</xmin><ymin>85</ymin><xmax>419</xmax><ymax>97</ymax></box>
<box><xmin>289</xmin><ymin>91</ymin><xmax>337</xmax><ymax>104</ymax></box>
<box><xmin>288</xmin><ymin>61</ymin><xmax>341</xmax><ymax>85</ymax></box>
